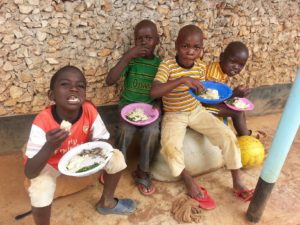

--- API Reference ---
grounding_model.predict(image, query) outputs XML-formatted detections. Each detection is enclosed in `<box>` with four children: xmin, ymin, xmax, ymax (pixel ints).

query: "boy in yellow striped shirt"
<box><xmin>204</xmin><ymin>41</ymin><xmax>251</xmax><ymax>136</ymax></box>
<box><xmin>151</xmin><ymin>26</ymin><xmax>253</xmax><ymax>209</ymax></box>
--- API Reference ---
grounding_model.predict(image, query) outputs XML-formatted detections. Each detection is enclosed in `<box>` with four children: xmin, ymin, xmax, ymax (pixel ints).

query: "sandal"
<box><xmin>132</xmin><ymin>171</ymin><xmax>156</xmax><ymax>196</ymax></box>
<box><xmin>233</xmin><ymin>189</ymin><xmax>254</xmax><ymax>201</ymax></box>
<box><xmin>190</xmin><ymin>184</ymin><xmax>216</xmax><ymax>210</ymax></box>
<box><xmin>96</xmin><ymin>198</ymin><xmax>136</xmax><ymax>215</ymax></box>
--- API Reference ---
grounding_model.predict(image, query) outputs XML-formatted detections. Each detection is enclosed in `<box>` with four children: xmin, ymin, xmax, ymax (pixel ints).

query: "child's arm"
<box><xmin>233</xmin><ymin>85</ymin><xmax>251</xmax><ymax>97</ymax></box>
<box><xmin>106</xmin><ymin>45</ymin><xmax>150</xmax><ymax>86</ymax></box>
<box><xmin>24</xmin><ymin>128</ymin><xmax>69</xmax><ymax>179</ymax></box>
<box><xmin>150</xmin><ymin>77</ymin><xmax>205</xmax><ymax>99</ymax></box>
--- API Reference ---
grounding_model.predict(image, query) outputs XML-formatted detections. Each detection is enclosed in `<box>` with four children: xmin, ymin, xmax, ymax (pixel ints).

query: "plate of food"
<box><xmin>121</xmin><ymin>103</ymin><xmax>159</xmax><ymax>126</ymax></box>
<box><xmin>189</xmin><ymin>81</ymin><xmax>233</xmax><ymax>104</ymax></box>
<box><xmin>58</xmin><ymin>141</ymin><xmax>113</xmax><ymax>177</ymax></box>
<box><xmin>225</xmin><ymin>97</ymin><xmax>254</xmax><ymax>111</ymax></box>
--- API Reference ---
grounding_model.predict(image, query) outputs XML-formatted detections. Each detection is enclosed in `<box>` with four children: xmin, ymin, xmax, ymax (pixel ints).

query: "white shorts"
<box><xmin>27</xmin><ymin>149</ymin><xmax>126</xmax><ymax>208</ymax></box>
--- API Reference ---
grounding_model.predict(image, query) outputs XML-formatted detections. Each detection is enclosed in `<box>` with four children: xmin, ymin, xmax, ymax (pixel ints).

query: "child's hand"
<box><xmin>152</xmin><ymin>99</ymin><xmax>162</xmax><ymax>114</ymax></box>
<box><xmin>125</xmin><ymin>45</ymin><xmax>149</xmax><ymax>59</ymax></box>
<box><xmin>181</xmin><ymin>77</ymin><xmax>205</xmax><ymax>94</ymax></box>
<box><xmin>45</xmin><ymin>128</ymin><xmax>69</xmax><ymax>150</ymax></box>
<box><xmin>233</xmin><ymin>85</ymin><xmax>251</xmax><ymax>97</ymax></box>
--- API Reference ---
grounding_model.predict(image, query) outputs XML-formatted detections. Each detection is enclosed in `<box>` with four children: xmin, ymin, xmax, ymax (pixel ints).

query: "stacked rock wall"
<box><xmin>0</xmin><ymin>0</ymin><xmax>299</xmax><ymax>116</ymax></box>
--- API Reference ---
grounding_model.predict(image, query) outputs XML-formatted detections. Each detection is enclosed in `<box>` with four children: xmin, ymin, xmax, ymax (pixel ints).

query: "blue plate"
<box><xmin>189</xmin><ymin>81</ymin><xmax>233</xmax><ymax>104</ymax></box>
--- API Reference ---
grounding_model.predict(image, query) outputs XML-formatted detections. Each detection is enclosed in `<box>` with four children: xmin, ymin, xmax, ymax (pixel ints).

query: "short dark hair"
<box><xmin>176</xmin><ymin>25</ymin><xmax>203</xmax><ymax>46</ymax></box>
<box><xmin>134</xmin><ymin>20</ymin><xmax>158</xmax><ymax>37</ymax></box>
<box><xmin>222</xmin><ymin>41</ymin><xmax>249</xmax><ymax>59</ymax></box>
<box><xmin>50</xmin><ymin>65</ymin><xmax>86</xmax><ymax>90</ymax></box>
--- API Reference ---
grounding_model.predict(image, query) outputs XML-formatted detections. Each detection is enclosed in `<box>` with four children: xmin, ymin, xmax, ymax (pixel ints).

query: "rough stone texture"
<box><xmin>0</xmin><ymin>0</ymin><xmax>299</xmax><ymax>116</ymax></box>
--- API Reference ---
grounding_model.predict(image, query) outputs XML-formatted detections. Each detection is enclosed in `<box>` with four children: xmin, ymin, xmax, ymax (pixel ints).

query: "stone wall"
<box><xmin>0</xmin><ymin>0</ymin><xmax>299</xmax><ymax>116</ymax></box>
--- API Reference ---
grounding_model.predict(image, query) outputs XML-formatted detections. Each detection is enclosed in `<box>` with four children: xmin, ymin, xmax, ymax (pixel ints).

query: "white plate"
<box><xmin>58</xmin><ymin>141</ymin><xmax>113</xmax><ymax>177</ymax></box>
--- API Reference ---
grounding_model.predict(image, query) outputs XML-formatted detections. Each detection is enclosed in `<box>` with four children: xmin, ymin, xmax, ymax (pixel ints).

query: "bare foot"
<box><xmin>181</xmin><ymin>169</ymin><xmax>204</xmax><ymax>198</ymax></box>
<box><xmin>231</xmin><ymin>169</ymin><xmax>253</xmax><ymax>200</ymax></box>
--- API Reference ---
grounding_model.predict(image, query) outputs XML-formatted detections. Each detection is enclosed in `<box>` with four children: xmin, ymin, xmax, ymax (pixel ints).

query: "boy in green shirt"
<box><xmin>106</xmin><ymin>20</ymin><xmax>160</xmax><ymax>196</ymax></box>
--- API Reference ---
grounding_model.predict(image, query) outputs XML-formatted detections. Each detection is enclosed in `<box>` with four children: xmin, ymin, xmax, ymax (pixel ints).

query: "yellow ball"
<box><xmin>238</xmin><ymin>136</ymin><xmax>265</xmax><ymax>168</ymax></box>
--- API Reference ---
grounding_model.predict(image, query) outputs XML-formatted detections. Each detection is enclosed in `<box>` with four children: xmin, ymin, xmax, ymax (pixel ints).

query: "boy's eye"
<box><xmin>77</xmin><ymin>84</ymin><xmax>86</xmax><ymax>89</ymax></box>
<box><xmin>136</xmin><ymin>36</ymin><xmax>153</xmax><ymax>41</ymax></box>
<box><xmin>61</xmin><ymin>82</ymin><xmax>70</xmax><ymax>86</ymax></box>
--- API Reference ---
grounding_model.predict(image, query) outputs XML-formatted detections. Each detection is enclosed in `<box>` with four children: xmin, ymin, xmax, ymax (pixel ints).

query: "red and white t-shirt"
<box><xmin>25</xmin><ymin>101</ymin><xmax>110</xmax><ymax>169</ymax></box>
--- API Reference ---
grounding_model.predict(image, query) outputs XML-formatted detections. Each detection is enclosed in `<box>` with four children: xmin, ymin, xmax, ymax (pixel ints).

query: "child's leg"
<box><xmin>189</xmin><ymin>106</ymin><xmax>251</xmax><ymax>194</ymax></box>
<box><xmin>27</xmin><ymin>164</ymin><xmax>59</xmax><ymax>225</ymax></box>
<box><xmin>161</xmin><ymin>112</ymin><xmax>206</xmax><ymax>197</ymax></box>
<box><xmin>139</xmin><ymin>117</ymin><xmax>160</xmax><ymax>171</ymax></box>
<box><xmin>32</xmin><ymin>206</ymin><xmax>51</xmax><ymax>225</ymax></box>
<box><xmin>115</xmin><ymin>119</ymin><xmax>137</xmax><ymax>160</ymax></box>
<box><xmin>97</xmin><ymin>171</ymin><xmax>122</xmax><ymax>208</ymax></box>
<box><xmin>133</xmin><ymin>118</ymin><xmax>161</xmax><ymax>195</ymax></box>
<box><xmin>206</xmin><ymin>103</ymin><xmax>250</xmax><ymax>136</ymax></box>
<box><xmin>97</xmin><ymin>150</ymin><xmax>136</xmax><ymax>214</ymax></box>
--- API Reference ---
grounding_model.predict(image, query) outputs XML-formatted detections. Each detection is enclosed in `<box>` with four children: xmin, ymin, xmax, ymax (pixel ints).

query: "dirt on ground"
<box><xmin>1</xmin><ymin>113</ymin><xmax>299</xmax><ymax>225</ymax></box>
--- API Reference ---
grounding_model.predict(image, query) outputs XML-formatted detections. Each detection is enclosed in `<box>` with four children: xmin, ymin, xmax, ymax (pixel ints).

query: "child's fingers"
<box><xmin>47</xmin><ymin>129</ymin><xmax>69</xmax><ymax>141</ymax></box>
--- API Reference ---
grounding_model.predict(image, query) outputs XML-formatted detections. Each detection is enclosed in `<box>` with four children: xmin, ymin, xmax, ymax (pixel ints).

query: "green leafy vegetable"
<box><xmin>226</xmin><ymin>98</ymin><xmax>237</xmax><ymax>105</ymax></box>
<box><xmin>76</xmin><ymin>162</ymin><xmax>100</xmax><ymax>173</ymax></box>
<box><xmin>197</xmin><ymin>89</ymin><xmax>207</xmax><ymax>96</ymax></box>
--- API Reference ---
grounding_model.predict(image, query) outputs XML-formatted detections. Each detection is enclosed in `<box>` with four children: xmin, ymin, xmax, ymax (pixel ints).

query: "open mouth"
<box><xmin>67</xmin><ymin>95</ymin><xmax>80</xmax><ymax>104</ymax></box>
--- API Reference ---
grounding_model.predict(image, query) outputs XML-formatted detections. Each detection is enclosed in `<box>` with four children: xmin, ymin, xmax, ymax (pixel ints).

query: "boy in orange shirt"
<box><xmin>204</xmin><ymin>41</ymin><xmax>251</xmax><ymax>136</ymax></box>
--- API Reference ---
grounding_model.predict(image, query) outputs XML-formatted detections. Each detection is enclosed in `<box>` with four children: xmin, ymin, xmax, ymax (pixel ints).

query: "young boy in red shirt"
<box><xmin>24</xmin><ymin>66</ymin><xmax>136</xmax><ymax>225</ymax></box>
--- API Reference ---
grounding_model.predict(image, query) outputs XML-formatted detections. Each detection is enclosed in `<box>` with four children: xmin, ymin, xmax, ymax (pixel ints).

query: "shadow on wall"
<box><xmin>247</xmin><ymin>83</ymin><xmax>291</xmax><ymax>116</ymax></box>
<box><xmin>0</xmin><ymin>83</ymin><xmax>291</xmax><ymax>154</ymax></box>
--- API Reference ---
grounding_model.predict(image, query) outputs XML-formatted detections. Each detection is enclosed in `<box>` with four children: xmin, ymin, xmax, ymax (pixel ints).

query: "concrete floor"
<box><xmin>1</xmin><ymin>113</ymin><xmax>299</xmax><ymax>225</ymax></box>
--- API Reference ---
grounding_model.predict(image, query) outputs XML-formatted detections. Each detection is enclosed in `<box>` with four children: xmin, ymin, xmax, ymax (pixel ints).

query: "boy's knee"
<box><xmin>28</xmin><ymin>175</ymin><xmax>57</xmax><ymax>208</ymax></box>
<box><xmin>104</xmin><ymin>149</ymin><xmax>127</xmax><ymax>174</ymax></box>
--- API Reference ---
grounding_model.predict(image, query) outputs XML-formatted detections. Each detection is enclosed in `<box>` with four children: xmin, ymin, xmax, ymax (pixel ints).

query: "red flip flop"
<box><xmin>192</xmin><ymin>186</ymin><xmax>216</xmax><ymax>210</ymax></box>
<box><xmin>132</xmin><ymin>171</ymin><xmax>156</xmax><ymax>196</ymax></box>
<box><xmin>233</xmin><ymin>189</ymin><xmax>254</xmax><ymax>201</ymax></box>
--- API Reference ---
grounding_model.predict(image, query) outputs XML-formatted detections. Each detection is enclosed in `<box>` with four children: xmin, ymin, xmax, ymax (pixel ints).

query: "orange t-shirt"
<box><xmin>25</xmin><ymin>101</ymin><xmax>110</xmax><ymax>170</ymax></box>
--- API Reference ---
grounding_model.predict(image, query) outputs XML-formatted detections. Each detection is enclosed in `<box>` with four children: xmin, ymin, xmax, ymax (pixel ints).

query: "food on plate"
<box><xmin>126</xmin><ymin>108</ymin><xmax>149</xmax><ymax>122</ymax></box>
<box><xmin>226</xmin><ymin>97</ymin><xmax>250</xmax><ymax>109</ymax></box>
<box><xmin>60</xmin><ymin>120</ymin><xmax>72</xmax><ymax>132</ymax></box>
<box><xmin>198</xmin><ymin>88</ymin><xmax>220</xmax><ymax>100</ymax></box>
<box><xmin>66</xmin><ymin>148</ymin><xmax>108</xmax><ymax>173</ymax></box>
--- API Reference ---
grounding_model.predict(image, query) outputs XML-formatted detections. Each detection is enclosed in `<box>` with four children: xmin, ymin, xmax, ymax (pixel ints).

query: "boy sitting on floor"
<box><xmin>150</xmin><ymin>25</ymin><xmax>253</xmax><ymax>210</ymax></box>
<box><xmin>204</xmin><ymin>41</ymin><xmax>251</xmax><ymax>136</ymax></box>
<box><xmin>24</xmin><ymin>66</ymin><xmax>136</xmax><ymax>225</ymax></box>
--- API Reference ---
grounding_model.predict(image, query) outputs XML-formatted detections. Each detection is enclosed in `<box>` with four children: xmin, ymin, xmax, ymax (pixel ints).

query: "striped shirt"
<box><xmin>205</xmin><ymin>62</ymin><xmax>228</xmax><ymax>83</ymax></box>
<box><xmin>154</xmin><ymin>58</ymin><xmax>206</xmax><ymax>112</ymax></box>
<box><xmin>120</xmin><ymin>56</ymin><xmax>161</xmax><ymax>107</ymax></box>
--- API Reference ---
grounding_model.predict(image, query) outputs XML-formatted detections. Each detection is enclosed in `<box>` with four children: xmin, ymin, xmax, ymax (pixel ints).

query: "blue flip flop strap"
<box><xmin>96</xmin><ymin>198</ymin><xmax>136</xmax><ymax>215</ymax></box>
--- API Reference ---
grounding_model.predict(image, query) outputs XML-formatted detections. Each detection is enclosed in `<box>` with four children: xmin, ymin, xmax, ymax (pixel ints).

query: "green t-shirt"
<box><xmin>119</xmin><ymin>56</ymin><xmax>161</xmax><ymax>107</ymax></box>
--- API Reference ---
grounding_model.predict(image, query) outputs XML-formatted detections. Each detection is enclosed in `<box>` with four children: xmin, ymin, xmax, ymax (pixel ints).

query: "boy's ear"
<box><xmin>48</xmin><ymin>90</ymin><xmax>54</xmax><ymax>101</ymax></box>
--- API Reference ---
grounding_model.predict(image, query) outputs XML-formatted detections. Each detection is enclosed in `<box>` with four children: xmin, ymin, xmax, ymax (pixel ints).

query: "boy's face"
<box><xmin>49</xmin><ymin>71</ymin><xmax>86</xmax><ymax>113</ymax></box>
<box><xmin>134</xmin><ymin>26</ymin><xmax>159</xmax><ymax>58</ymax></box>
<box><xmin>220</xmin><ymin>50</ymin><xmax>248</xmax><ymax>77</ymax></box>
<box><xmin>175</xmin><ymin>32</ymin><xmax>203</xmax><ymax>68</ymax></box>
